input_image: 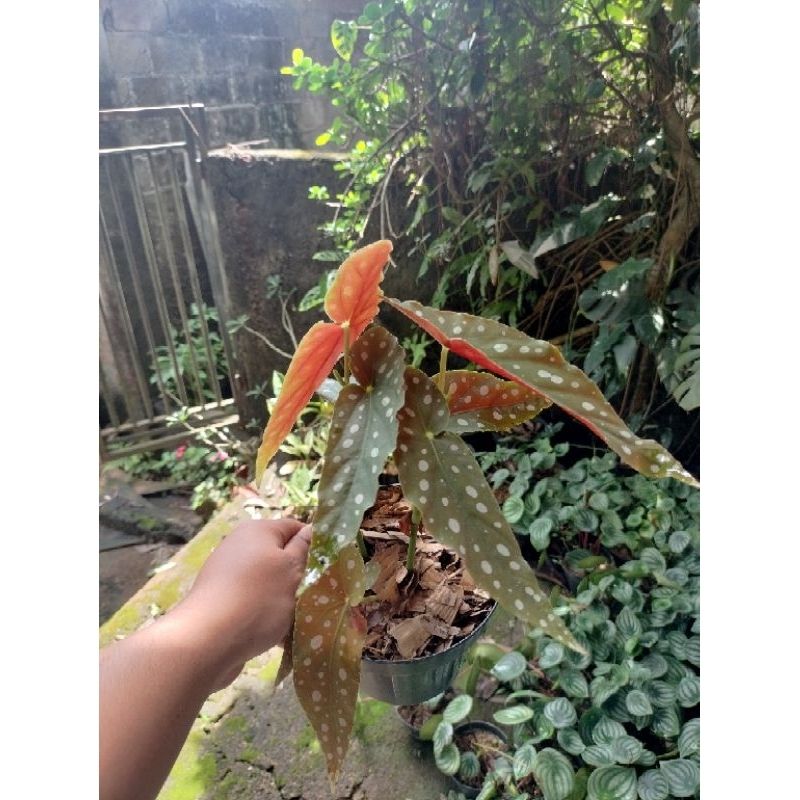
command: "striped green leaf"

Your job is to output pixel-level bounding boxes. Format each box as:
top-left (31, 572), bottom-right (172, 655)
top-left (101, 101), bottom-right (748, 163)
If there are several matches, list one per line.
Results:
top-left (678, 718), bottom-right (700, 758)
top-left (545, 697), bottom-right (578, 728)
top-left (434, 742), bottom-right (460, 776)
top-left (637, 769), bottom-right (670, 800)
top-left (586, 765), bottom-right (637, 800)
top-left (610, 735), bottom-right (644, 764)
top-left (660, 758), bottom-right (700, 797)
top-left (494, 704), bottom-right (535, 725)
top-left (677, 674), bottom-right (700, 707)
top-left (625, 689), bottom-right (653, 716)
top-left (443, 694), bottom-right (473, 724)
top-left (513, 743), bottom-right (538, 780)
top-left (556, 728), bottom-right (586, 756)
top-left (532, 747), bottom-right (575, 800)
top-left (491, 650), bottom-right (528, 682)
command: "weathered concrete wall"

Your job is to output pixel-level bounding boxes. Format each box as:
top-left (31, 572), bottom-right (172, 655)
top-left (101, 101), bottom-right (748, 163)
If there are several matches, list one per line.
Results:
top-left (99, 0), bottom-right (366, 149)
top-left (206, 149), bottom-right (441, 429)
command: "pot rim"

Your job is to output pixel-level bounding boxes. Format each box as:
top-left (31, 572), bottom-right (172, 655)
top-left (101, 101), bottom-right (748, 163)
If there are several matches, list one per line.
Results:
top-left (360, 599), bottom-right (498, 665)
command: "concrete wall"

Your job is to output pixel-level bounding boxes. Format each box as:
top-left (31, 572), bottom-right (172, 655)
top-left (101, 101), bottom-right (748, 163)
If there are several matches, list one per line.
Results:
top-left (99, 0), bottom-right (366, 149)
top-left (206, 148), bottom-right (440, 429)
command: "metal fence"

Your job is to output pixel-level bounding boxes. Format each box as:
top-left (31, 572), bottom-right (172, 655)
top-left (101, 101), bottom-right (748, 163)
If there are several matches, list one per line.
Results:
top-left (99, 104), bottom-right (241, 459)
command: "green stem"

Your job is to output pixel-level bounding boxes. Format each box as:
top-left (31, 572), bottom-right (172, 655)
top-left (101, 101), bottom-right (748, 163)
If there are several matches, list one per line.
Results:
top-left (406, 506), bottom-right (421, 574)
top-left (356, 529), bottom-right (368, 560)
top-left (342, 324), bottom-right (351, 384)
top-left (438, 346), bottom-right (449, 394)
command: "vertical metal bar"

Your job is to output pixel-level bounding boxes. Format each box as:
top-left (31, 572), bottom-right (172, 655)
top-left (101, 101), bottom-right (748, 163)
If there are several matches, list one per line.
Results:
top-left (100, 158), bottom-right (155, 420)
top-left (166, 148), bottom-right (228, 405)
top-left (180, 105), bottom-right (243, 413)
top-left (125, 151), bottom-right (191, 409)
top-left (145, 149), bottom-right (220, 407)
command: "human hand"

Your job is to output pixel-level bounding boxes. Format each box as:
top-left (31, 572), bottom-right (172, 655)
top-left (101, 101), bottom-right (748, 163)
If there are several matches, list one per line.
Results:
top-left (170, 517), bottom-right (312, 689)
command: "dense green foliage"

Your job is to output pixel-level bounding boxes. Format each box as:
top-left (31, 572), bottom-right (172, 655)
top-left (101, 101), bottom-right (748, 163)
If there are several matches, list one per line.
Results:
top-left (282, 0), bottom-right (699, 468)
top-left (435, 423), bottom-right (700, 799)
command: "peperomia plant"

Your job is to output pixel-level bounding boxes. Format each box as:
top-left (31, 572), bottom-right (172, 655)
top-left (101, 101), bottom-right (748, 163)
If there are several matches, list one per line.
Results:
top-left (253, 240), bottom-right (698, 787)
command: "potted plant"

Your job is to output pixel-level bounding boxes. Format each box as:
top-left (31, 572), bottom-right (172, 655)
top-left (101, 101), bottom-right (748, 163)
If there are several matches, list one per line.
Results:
top-left (432, 695), bottom-right (513, 799)
top-left (253, 239), bottom-right (698, 787)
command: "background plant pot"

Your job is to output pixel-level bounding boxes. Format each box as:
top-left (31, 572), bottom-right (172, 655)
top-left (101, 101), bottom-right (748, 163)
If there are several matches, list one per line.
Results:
top-left (451, 720), bottom-right (508, 799)
top-left (360, 601), bottom-right (497, 705)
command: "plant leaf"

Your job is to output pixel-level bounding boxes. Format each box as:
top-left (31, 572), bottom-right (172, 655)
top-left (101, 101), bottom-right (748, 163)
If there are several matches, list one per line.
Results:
top-left (659, 758), bottom-right (700, 797)
top-left (677, 718), bottom-right (700, 758)
top-left (325, 239), bottom-right (393, 332)
top-left (586, 765), bottom-right (637, 800)
top-left (292, 544), bottom-right (368, 789)
top-left (304, 326), bottom-right (405, 581)
top-left (255, 322), bottom-right (344, 482)
top-left (532, 747), bottom-right (575, 800)
top-left (394, 367), bottom-right (584, 653)
top-left (443, 694), bottom-right (473, 723)
top-left (544, 697), bottom-right (578, 728)
top-left (384, 300), bottom-right (699, 488)
top-left (637, 769), bottom-right (670, 800)
top-left (438, 369), bottom-right (552, 433)
top-left (491, 651), bottom-right (528, 682)
top-left (494, 705), bottom-right (534, 725)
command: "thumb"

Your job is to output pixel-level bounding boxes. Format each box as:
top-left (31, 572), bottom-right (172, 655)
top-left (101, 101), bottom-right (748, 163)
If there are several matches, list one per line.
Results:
top-left (284, 523), bottom-right (313, 561)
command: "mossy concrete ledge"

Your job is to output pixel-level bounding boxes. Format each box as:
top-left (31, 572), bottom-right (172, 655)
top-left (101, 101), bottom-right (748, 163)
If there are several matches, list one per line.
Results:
top-left (99, 495), bottom-right (453, 799)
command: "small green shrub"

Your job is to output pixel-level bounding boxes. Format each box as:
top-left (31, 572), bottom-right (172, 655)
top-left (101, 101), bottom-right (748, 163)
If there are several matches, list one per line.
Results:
top-left (109, 433), bottom-right (245, 516)
top-left (149, 303), bottom-right (229, 407)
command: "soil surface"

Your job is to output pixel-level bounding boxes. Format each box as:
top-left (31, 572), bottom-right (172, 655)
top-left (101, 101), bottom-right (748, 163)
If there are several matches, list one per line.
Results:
top-left (99, 470), bottom-right (205, 626)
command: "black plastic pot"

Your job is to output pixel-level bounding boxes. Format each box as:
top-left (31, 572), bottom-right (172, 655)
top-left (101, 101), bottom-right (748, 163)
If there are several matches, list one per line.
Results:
top-left (450, 720), bottom-right (509, 799)
top-left (360, 601), bottom-right (497, 705)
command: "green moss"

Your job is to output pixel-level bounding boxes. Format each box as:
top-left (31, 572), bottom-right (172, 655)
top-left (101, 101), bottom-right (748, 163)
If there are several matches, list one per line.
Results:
top-left (221, 714), bottom-right (251, 741)
top-left (353, 698), bottom-right (391, 739)
top-left (239, 746), bottom-right (260, 764)
top-left (158, 729), bottom-right (216, 800)
top-left (256, 648), bottom-right (283, 685)
top-left (294, 722), bottom-right (321, 753)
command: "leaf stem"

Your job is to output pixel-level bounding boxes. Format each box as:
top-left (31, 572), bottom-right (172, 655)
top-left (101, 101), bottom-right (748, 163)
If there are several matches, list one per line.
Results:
top-left (342, 324), bottom-right (351, 384)
top-left (438, 346), bottom-right (449, 394)
top-left (406, 506), bottom-right (421, 573)
top-left (356, 529), bottom-right (368, 560)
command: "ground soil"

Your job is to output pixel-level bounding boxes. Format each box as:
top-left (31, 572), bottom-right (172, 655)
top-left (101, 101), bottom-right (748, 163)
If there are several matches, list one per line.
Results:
top-left (99, 490), bottom-right (202, 626)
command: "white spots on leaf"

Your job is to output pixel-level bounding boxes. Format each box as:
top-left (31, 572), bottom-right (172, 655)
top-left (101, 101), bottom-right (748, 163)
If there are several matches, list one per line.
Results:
top-left (496, 543), bottom-right (511, 557)
top-left (310, 635), bottom-right (324, 650)
top-left (493, 343), bottom-right (509, 353)
top-left (418, 459), bottom-right (429, 471)
top-left (448, 518), bottom-right (461, 533)
top-left (481, 560), bottom-right (492, 574)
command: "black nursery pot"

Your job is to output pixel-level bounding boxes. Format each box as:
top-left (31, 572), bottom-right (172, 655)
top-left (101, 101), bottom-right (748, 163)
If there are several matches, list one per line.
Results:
top-left (450, 720), bottom-right (509, 799)
top-left (359, 601), bottom-right (497, 706)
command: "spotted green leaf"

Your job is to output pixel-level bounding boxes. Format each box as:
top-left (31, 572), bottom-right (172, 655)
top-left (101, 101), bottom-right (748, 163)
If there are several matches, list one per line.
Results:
top-left (384, 299), bottom-right (699, 487)
top-left (394, 367), bottom-right (584, 653)
top-left (304, 326), bottom-right (405, 583)
top-left (292, 544), bottom-right (368, 789)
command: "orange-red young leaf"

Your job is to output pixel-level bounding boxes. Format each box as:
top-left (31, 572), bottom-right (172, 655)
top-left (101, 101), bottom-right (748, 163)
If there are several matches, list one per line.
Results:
top-left (255, 321), bottom-right (344, 483)
top-left (324, 239), bottom-right (393, 334)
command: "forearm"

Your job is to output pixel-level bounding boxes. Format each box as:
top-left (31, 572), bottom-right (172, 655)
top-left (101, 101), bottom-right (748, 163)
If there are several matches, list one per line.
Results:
top-left (99, 610), bottom-right (230, 800)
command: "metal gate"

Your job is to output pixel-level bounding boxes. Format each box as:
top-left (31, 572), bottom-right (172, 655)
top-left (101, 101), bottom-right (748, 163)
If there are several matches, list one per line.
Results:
top-left (99, 104), bottom-right (241, 459)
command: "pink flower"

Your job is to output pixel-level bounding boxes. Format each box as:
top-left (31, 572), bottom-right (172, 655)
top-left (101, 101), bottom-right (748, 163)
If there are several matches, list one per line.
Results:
top-left (175, 445), bottom-right (187, 459)
top-left (213, 450), bottom-right (229, 462)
